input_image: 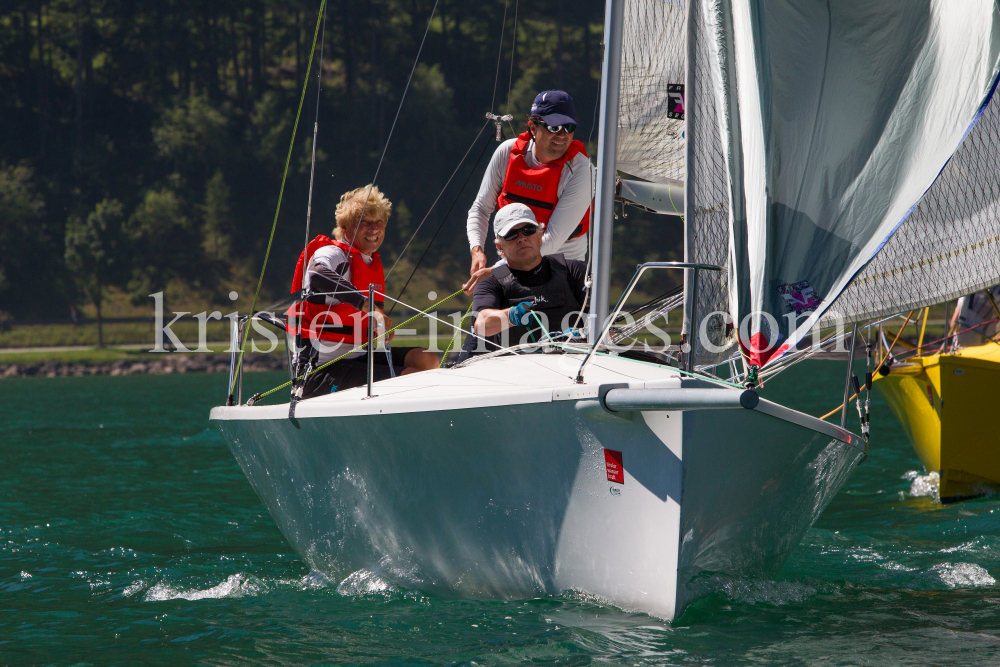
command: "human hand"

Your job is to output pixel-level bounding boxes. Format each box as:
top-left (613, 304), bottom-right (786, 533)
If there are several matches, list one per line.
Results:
top-left (374, 308), bottom-right (395, 342)
top-left (470, 246), bottom-right (487, 275)
top-left (463, 266), bottom-right (493, 295)
top-left (507, 302), bottom-right (533, 326)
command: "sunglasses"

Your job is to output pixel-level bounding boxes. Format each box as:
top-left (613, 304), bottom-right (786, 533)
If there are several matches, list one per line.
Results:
top-left (501, 225), bottom-right (539, 241)
top-left (540, 123), bottom-right (577, 134)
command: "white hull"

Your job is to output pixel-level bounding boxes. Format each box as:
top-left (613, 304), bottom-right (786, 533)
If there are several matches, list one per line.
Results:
top-left (211, 353), bottom-right (864, 619)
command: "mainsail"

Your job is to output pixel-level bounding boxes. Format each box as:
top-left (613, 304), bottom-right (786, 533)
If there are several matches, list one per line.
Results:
top-left (827, 85), bottom-right (1000, 324)
top-left (617, 0), bottom-right (686, 185)
top-left (701, 0), bottom-right (1000, 367)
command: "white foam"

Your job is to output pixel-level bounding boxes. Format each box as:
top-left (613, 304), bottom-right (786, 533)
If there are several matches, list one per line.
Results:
top-left (144, 573), bottom-right (261, 602)
top-left (940, 539), bottom-right (983, 554)
top-left (932, 562), bottom-right (996, 588)
top-left (335, 550), bottom-right (430, 597)
top-left (909, 471), bottom-right (940, 499)
top-left (336, 568), bottom-right (397, 596)
top-left (301, 570), bottom-right (333, 588)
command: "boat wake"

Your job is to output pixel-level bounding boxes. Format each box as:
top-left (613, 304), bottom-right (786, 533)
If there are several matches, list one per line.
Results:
top-left (705, 575), bottom-right (823, 606)
top-left (123, 570), bottom-right (335, 603)
top-left (336, 568), bottom-right (397, 596)
top-left (693, 559), bottom-right (996, 610)
top-left (144, 573), bottom-right (262, 602)
top-left (931, 562), bottom-right (996, 588)
top-left (335, 551), bottom-right (427, 598)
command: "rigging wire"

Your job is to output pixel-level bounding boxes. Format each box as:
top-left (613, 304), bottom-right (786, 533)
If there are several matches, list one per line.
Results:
top-left (384, 119), bottom-right (492, 280)
top-left (490, 0), bottom-right (510, 114)
top-left (567, 68), bottom-right (604, 333)
top-left (385, 0), bottom-right (519, 320)
top-left (308, 0), bottom-right (440, 363)
top-left (507, 0), bottom-right (519, 107)
top-left (502, 0), bottom-right (520, 137)
top-left (300, 0), bottom-right (329, 289)
top-left (346, 0), bottom-right (440, 243)
top-left (387, 130), bottom-right (496, 314)
top-left (228, 0), bottom-right (328, 400)
top-left (387, 0), bottom-right (519, 288)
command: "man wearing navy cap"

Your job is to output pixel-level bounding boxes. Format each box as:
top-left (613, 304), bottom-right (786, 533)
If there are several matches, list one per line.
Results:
top-left (465, 90), bottom-right (594, 293)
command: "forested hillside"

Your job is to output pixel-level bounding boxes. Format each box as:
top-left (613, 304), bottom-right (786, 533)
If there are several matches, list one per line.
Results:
top-left (0, 0), bottom-right (679, 322)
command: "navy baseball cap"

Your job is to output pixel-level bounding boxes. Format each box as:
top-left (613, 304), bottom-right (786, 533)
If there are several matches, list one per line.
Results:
top-left (530, 90), bottom-right (577, 126)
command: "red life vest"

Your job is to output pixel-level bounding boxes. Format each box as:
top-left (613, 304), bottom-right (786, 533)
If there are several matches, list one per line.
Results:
top-left (497, 132), bottom-right (590, 240)
top-left (286, 235), bottom-right (385, 344)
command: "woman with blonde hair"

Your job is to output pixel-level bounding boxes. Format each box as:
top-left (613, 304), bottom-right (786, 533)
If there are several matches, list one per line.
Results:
top-left (287, 185), bottom-right (438, 399)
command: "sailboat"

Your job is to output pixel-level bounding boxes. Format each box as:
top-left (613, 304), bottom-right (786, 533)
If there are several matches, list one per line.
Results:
top-left (211, 0), bottom-right (1000, 619)
top-left (877, 336), bottom-right (1000, 502)
top-left (874, 289), bottom-right (1000, 502)
top-left (819, 36), bottom-right (1000, 503)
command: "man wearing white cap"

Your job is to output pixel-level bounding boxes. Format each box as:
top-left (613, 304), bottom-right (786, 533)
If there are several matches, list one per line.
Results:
top-left (464, 90), bottom-right (593, 293)
top-left (459, 203), bottom-right (588, 358)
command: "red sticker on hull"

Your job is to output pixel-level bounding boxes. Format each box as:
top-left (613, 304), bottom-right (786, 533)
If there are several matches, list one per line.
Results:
top-left (604, 449), bottom-right (624, 484)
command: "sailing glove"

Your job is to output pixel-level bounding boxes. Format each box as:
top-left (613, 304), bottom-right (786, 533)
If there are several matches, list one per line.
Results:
top-left (508, 302), bottom-right (533, 326)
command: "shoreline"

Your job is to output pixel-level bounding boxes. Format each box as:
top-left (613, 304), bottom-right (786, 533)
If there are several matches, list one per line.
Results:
top-left (1, 353), bottom-right (286, 378)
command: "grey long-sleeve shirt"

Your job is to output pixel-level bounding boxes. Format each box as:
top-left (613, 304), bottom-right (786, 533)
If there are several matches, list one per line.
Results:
top-left (300, 244), bottom-right (374, 363)
top-left (466, 137), bottom-right (593, 261)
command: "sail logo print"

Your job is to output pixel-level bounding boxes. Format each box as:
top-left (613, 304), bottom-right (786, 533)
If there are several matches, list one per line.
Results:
top-left (778, 281), bottom-right (820, 315)
top-left (604, 449), bottom-right (624, 484)
top-left (514, 180), bottom-right (543, 192)
top-left (667, 84), bottom-right (685, 120)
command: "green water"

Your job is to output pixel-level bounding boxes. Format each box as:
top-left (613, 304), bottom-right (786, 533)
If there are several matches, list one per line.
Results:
top-left (3, 365), bottom-right (999, 666)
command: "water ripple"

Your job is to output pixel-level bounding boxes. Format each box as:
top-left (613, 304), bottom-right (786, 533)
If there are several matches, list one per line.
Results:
top-left (5, 367), bottom-right (1000, 665)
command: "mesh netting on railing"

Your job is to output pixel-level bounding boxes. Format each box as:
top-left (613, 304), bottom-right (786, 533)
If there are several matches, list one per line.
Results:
top-left (686, 0), bottom-right (737, 365)
top-left (826, 85), bottom-right (1000, 325)
top-left (616, 0), bottom-right (686, 185)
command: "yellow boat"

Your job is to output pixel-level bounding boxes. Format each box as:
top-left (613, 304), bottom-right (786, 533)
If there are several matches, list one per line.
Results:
top-left (875, 341), bottom-right (1000, 502)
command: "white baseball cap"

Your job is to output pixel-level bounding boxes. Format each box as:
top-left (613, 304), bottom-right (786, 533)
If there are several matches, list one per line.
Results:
top-left (493, 203), bottom-right (539, 238)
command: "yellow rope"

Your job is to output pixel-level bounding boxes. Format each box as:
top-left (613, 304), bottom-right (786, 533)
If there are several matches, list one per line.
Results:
top-left (439, 300), bottom-right (475, 367)
top-left (819, 311), bottom-right (913, 422)
top-left (985, 289), bottom-right (1000, 323)
top-left (917, 306), bottom-right (929, 351)
top-left (229, 0), bottom-right (327, 398)
top-left (249, 288), bottom-right (465, 403)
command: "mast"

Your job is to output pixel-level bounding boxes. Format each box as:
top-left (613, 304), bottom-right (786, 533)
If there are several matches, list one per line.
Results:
top-left (682, 0), bottom-right (696, 368)
top-left (588, 0), bottom-right (624, 342)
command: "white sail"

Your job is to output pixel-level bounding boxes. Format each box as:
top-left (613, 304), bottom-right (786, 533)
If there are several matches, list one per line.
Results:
top-left (703, 0), bottom-right (1000, 367)
top-left (616, 0), bottom-right (686, 185)
top-left (827, 85), bottom-right (1000, 325)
